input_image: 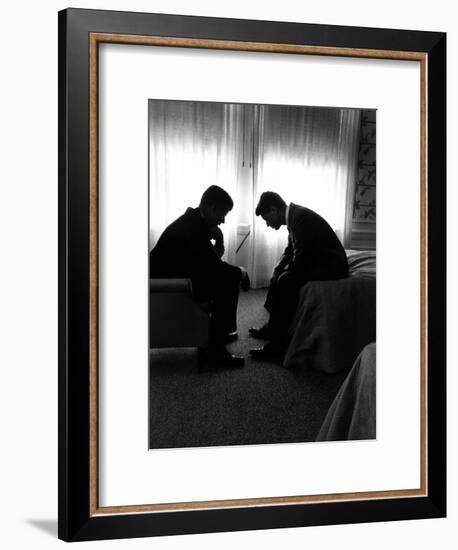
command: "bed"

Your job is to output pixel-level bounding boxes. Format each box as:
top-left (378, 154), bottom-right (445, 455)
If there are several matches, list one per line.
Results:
top-left (316, 342), bottom-right (376, 441)
top-left (283, 249), bottom-right (376, 374)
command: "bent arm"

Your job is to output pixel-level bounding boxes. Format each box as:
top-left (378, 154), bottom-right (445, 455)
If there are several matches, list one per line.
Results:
top-left (272, 236), bottom-right (293, 278)
top-left (209, 226), bottom-right (225, 259)
top-left (289, 218), bottom-right (314, 273)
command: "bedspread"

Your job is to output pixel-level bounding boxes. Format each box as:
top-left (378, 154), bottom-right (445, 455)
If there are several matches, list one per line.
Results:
top-left (283, 275), bottom-right (376, 373)
top-left (316, 342), bottom-right (376, 441)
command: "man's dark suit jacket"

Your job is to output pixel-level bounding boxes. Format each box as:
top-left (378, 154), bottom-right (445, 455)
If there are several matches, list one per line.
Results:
top-left (274, 203), bottom-right (348, 281)
top-left (150, 207), bottom-right (238, 301)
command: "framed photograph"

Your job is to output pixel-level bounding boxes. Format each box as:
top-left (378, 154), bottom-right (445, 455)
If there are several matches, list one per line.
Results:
top-left (58, 8), bottom-right (446, 542)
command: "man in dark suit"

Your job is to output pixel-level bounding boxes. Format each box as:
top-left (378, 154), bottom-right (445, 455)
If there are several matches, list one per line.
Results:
top-left (150, 185), bottom-right (249, 367)
top-left (250, 191), bottom-right (349, 360)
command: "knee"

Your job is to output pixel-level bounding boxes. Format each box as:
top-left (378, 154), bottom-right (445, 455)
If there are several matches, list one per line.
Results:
top-left (277, 271), bottom-right (295, 287)
top-left (218, 264), bottom-right (241, 286)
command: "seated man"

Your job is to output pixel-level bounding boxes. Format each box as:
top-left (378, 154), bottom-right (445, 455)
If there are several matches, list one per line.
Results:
top-left (150, 185), bottom-right (249, 367)
top-left (250, 191), bottom-right (349, 361)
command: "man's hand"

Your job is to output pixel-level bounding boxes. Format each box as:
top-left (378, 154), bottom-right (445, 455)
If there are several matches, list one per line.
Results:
top-left (210, 226), bottom-right (225, 258)
top-left (271, 263), bottom-right (289, 283)
top-left (239, 266), bottom-right (250, 292)
top-left (214, 242), bottom-right (225, 258)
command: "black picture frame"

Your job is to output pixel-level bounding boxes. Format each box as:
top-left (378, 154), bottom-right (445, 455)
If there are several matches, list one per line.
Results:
top-left (58, 8), bottom-right (446, 542)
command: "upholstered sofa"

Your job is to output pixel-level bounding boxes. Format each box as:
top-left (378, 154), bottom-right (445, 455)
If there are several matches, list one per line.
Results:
top-left (149, 278), bottom-right (210, 349)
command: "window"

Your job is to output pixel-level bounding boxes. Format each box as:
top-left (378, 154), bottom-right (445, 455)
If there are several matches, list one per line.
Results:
top-left (149, 99), bottom-right (362, 286)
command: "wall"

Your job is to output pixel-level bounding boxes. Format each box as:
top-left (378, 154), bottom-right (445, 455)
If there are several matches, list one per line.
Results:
top-left (351, 109), bottom-right (377, 249)
top-left (0, 1), bottom-right (455, 549)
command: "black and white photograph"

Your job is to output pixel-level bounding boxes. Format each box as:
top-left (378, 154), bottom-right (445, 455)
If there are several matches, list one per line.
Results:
top-left (148, 99), bottom-right (377, 449)
top-left (1, 0), bottom-right (450, 545)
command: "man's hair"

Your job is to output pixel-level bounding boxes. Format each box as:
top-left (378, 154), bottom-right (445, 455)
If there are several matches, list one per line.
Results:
top-left (200, 185), bottom-right (233, 210)
top-left (255, 191), bottom-right (286, 216)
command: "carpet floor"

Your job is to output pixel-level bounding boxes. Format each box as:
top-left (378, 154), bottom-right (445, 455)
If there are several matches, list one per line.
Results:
top-left (149, 289), bottom-right (346, 449)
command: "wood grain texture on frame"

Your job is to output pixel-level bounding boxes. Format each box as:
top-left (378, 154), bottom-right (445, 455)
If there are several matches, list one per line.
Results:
top-left (88, 32), bottom-right (428, 516)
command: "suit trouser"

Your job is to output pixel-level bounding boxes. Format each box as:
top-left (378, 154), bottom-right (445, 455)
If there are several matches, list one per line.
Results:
top-left (194, 263), bottom-right (241, 346)
top-left (266, 271), bottom-right (310, 349)
top-left (264, 275), bottom-right (280, 313)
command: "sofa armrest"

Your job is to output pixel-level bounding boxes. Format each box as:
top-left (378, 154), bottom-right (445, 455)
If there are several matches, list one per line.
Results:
top-left (149, 277), bottom-right (209, 348)
top-left (150, 278), bottom-right (192, 293)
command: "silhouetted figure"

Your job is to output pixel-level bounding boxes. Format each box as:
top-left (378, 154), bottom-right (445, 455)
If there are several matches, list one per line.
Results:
top-left (150, 185), bottom-right (249, 367)
top-left (249, 191), bottom-right (348, 361)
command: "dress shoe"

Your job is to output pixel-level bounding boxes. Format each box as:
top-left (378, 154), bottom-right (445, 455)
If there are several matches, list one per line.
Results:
top-left (222, 331), bottom-right (238, 344)
top-left (199, 345), bottom-right (245, 368)
top-left (249, 342), bottom-right (285, 361)
top-left (248, 323), bottom-right (272, 340)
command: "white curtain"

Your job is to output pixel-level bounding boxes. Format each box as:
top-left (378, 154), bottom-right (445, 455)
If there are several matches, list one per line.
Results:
top-left (339, 109), bottom-right (362, 246)
top-left (149, 99), bottom-right (244, 260)
top-left (149, 100), bottom-right (361, 287)
top-left (251, 105), bottom-right (361, 287)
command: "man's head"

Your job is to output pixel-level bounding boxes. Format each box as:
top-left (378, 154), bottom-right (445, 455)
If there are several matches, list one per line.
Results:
top-left (255, 191), bottom-right (287, 230)
top-left (199, 185), bottom-right (234, 227)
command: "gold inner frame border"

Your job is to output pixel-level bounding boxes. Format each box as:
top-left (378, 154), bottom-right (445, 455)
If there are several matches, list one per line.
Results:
top-left (88, 32), bottom-right (428, 516)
